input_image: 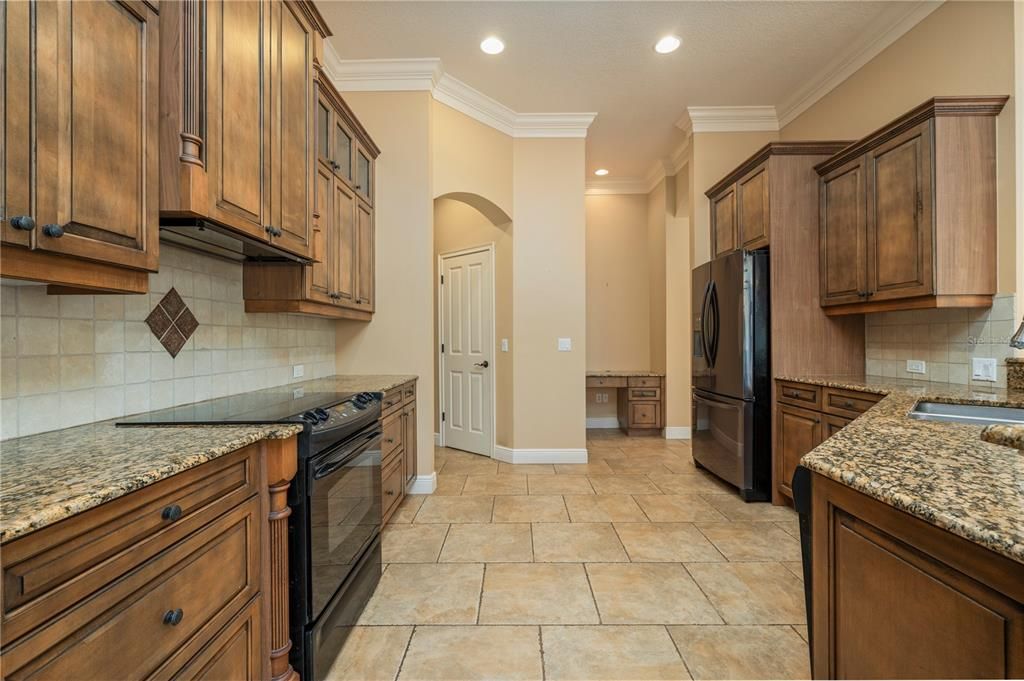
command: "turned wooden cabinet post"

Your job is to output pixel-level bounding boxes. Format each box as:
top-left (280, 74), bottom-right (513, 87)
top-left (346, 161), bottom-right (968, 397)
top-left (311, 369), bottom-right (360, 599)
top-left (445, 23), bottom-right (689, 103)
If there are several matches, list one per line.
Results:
top-left (403, 400), bottom-right (417, 487)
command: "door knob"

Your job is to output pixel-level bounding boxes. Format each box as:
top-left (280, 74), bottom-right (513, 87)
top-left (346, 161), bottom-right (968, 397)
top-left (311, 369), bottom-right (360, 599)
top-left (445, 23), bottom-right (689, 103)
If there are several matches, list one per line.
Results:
top-left (474, 360), bottom-right (489, 368)
top-left (9, 215), bottom-right (35, 231)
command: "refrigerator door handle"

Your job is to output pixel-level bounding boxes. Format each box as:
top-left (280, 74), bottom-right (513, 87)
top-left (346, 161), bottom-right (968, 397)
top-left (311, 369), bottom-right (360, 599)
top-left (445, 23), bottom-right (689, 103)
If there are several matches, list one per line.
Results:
top-left (699, 280), bottom-right (713, 365)
top-left (706, 281), bottom-right (720, 368)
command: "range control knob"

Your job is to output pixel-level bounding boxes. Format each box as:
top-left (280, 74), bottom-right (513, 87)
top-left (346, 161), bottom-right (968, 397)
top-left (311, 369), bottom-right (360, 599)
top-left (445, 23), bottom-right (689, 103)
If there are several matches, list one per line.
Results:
top-left (314, 407), bottom-right (329, 422)
top-left (301, 411), bottom-right (318, 425)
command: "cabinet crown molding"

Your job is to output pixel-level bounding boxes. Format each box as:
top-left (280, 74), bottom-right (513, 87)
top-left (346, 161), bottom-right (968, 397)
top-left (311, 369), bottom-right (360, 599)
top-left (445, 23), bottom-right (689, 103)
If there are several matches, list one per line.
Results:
top-left (815, 95), bottom-right (1009, 176)
top-left (705, 141), bottom-right (853, 199)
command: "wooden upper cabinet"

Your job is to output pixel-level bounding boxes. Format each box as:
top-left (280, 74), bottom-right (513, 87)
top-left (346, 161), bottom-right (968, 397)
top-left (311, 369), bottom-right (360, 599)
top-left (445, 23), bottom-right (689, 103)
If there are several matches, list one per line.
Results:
top-left (0, 0), bottom-right (158, 293)
top-left (737, 161), bottom-right (769, 249)
top-left (334, 179), bottom-right (357, 305)
top-left (309, 163), bottom-right (334, 304)
top-left (710, 187), bottom-right (736, 256)
top-left (355, 199), bottom-right (375, 311)
top-left (815, 96), bottom-right (1007, 315)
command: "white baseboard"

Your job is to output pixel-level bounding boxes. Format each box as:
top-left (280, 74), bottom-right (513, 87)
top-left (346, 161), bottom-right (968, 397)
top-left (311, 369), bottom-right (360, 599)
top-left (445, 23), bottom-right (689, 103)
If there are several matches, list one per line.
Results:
top-left (585, 417), bottom-right (620, 429)
top-left (493, 446), bottom-right (588, 464)
top-left (664, 426), bottom-right (692, 440)
top-left (407, 472), bottom-right (437, 494)
top-left (433, 432), bottom-right (442, 447)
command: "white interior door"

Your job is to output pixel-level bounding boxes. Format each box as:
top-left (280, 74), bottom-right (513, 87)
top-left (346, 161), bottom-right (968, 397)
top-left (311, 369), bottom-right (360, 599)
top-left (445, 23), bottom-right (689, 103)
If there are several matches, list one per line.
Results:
top-left (441, 248), bottom-right (494, 456)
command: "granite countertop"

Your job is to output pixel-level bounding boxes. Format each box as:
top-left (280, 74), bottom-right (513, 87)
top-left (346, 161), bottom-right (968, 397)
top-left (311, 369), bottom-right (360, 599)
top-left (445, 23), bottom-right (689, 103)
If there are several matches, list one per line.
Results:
top-left (299, 374), bottom-right (418, 393)
top-left (0, 421), bottom-right (302, 543)
top-left (588, 370), bottom-right (666, 377)
top-left (778, 374), bottom-right (1024, 564)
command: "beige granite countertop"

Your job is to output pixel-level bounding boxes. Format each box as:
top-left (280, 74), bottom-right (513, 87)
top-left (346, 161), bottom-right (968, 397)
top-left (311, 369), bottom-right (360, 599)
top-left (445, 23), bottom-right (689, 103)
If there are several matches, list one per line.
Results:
top-left (587, 370), bottom-right (665, 377)
top-left (0, 421), bottom-right (302, 543)
top-left (297, 374), bottom-right (418, 393)
top-left (777, 374), bottom-right (1024, 564)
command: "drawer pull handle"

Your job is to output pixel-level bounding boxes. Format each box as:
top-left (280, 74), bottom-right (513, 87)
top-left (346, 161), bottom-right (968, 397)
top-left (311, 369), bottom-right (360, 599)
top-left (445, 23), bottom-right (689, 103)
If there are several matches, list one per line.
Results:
top-left (782, 390), bottom-right (805, 399)
top-left (161, 505), bottom-right (183, 522)
top-left (163, 608), bottom-right (184, 626)
top-left (842, 400), bottom-right (855, 408)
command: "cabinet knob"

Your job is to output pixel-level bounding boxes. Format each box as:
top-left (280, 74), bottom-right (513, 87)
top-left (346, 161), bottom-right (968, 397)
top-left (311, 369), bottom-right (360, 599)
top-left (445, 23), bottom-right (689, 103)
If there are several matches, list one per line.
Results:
top-left (386, 437), bottom-right (395, 444)
top-left (385, 489), bottom-right (395, 496)
top-left (162, 608), bottom-right (184, 626)
top-left (42, 224), bottom-right (64, 238)
top-left (161, 504), bottom-right (183, 522)
top-left (9, 215), bottom-right (35, 231)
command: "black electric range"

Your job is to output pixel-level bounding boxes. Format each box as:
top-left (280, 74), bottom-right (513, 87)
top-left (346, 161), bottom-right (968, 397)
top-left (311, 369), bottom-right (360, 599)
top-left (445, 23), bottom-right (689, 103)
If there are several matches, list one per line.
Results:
top-left (119, 382), bottom-right (384, 680)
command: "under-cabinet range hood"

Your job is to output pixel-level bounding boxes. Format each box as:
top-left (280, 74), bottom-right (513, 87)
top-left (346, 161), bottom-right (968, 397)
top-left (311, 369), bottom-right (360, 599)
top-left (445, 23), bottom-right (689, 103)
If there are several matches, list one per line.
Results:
top-left (159, 218), bottom-right (312, 264)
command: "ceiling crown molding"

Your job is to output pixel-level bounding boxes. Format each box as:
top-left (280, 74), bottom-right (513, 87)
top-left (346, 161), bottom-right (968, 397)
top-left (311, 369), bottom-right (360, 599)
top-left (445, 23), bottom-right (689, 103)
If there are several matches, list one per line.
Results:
top-left (584, 178), bottom-right (651, 196)
top-left (776, 0), bottom-right (943, 128)
top-left (585, 134), bottom-right (690, 195)
top-left (678, 106), bottom-right (779, 134)
top-left (323, 46), bottom-right (595, 139)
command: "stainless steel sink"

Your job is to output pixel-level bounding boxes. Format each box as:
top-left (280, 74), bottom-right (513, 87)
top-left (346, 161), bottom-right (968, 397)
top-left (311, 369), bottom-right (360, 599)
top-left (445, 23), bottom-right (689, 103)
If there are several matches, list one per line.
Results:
top-left (909, 401), bottom-right (1024, 426)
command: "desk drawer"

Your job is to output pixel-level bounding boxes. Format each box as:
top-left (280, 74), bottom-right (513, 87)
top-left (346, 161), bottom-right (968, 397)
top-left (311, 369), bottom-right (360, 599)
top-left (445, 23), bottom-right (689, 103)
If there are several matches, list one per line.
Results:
top-left (1, 446), bottom-right (258, 644)
top-left (381, 388), bottom-right (404, 416)
top-left (628, 376), bottom-right (661, 388)
top-left (1, 497), bottom-right (261, 680)
top-left (628, 387), bottom-right (661, 401)
top-left (824, 388), bottom-right (882, 418)
top-left (777, 381), bottom-right (821, 410)
top-left (587, 377), bottom-right (626, 388)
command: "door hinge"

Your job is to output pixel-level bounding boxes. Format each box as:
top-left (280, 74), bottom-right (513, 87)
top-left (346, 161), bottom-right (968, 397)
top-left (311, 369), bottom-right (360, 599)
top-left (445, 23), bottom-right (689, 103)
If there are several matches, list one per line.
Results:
top-left (441, 412), bottom-right (446, 422)
top-left (441, 274), bottom-right (444, 285)
top-left (441, 343), bottom-right (445, 353)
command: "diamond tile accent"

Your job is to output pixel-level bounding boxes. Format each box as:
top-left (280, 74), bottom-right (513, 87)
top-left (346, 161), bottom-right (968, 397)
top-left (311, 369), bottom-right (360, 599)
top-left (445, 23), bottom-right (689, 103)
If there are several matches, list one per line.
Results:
top-left (146, 287), bottom-right (199, 358)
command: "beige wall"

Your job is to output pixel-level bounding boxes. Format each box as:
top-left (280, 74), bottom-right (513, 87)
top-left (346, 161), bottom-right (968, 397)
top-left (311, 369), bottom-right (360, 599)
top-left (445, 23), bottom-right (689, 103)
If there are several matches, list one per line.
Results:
top-left (433, 197), bottom-right (514, 447)
top-left (781, 0), bottom-right (1017, 294)
top-left (665, 169), bottom-right (692, 433)
top-left (335, 91), bottom-right (436, 479)
top-left (512, 138), bottom-right (587, 450)
top-left (647, 181), bottom-right (668, 374)
top-left (585, 194), bottom-right (650, 371)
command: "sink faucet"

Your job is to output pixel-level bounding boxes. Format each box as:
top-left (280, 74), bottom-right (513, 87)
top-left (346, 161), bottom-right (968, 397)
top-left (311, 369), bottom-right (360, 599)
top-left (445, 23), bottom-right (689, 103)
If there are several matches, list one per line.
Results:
top-left (1011, 316), bottom-right (1024, 349)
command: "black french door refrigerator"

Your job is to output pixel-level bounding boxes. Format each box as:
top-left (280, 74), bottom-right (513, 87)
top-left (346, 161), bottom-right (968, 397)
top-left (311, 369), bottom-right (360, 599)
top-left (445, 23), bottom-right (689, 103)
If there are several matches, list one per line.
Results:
top-left (691, 249), bottom-right (771, 501)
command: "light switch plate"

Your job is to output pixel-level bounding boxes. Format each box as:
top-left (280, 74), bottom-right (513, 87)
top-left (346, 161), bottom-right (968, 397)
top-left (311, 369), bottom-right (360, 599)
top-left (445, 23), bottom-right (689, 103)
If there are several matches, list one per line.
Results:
top-left (972, 357), bottom-right (997, 381)
top-left (293, 364), bottom-right (304, 378)
top-left (501, 338), bottom-right (509, 352)
top-left (906, 359), bottom-right (926, 375)
top-left (558, 337), bottom-right (572, 352)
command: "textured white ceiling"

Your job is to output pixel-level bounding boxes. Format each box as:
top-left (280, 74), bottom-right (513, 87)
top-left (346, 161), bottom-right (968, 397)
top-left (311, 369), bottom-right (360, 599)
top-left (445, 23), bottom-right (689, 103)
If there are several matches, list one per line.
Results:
top-left (318, 1), bottom-right (925, 180)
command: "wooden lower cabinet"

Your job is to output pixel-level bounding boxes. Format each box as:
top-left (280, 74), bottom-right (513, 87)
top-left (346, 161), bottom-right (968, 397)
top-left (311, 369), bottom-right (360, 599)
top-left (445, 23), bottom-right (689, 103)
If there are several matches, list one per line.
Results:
top-left (382, 380), bottom-right (417, 526)
top-left (0, 438), bottom-right (299, 681)
top-left (810, 474), bottom-right (1024, 678)
top-left (776, 404), bottom-right (823, 500)
top-left (613, 375), bottom-right (665, 436)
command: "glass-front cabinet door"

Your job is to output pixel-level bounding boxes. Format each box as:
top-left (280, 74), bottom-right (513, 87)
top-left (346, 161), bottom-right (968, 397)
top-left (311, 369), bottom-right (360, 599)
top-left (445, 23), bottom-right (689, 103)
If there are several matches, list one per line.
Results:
top-left (316, 93), bottom-right (331, 169)
top-left (356, 146), bottom-right (372, 203)
top-left (333, 119), bottom-right (352, 181)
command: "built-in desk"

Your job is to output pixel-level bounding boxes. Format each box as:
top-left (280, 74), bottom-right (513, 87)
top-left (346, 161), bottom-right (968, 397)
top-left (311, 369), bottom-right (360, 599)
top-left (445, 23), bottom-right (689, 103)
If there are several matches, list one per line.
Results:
top-left (586, 371), bottom-right (665, 436)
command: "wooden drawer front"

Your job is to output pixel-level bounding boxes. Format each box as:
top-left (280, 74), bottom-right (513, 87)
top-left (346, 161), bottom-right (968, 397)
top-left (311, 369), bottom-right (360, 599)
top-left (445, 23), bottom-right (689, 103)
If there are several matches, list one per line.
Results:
top-left (382, 412), bottom-right (403, 459)
top-left (824, 388), bottom-right (882, 418)
top-left (2, 446), bottom-right (258, 643)
top-left (401, 382), bottom-right (416, 405)
top-left (824, 414), bottom-right (852, 440)
top-left (629, 402), bottom-right (661, 428)
top-left (2, 497), bottom-right (261, 680)
top-left (586, 376), bottom-right (627, 388)
top-left (777, 381), bottom-right (822, 410)
top-left (628, 387), bottom-right (661, 401)
top-left (381, 388), bottom-right (404, 415)
top-left (381, 456), bottom-right (405, 523)
top-left (156, 597), bottom-right (262, 681)
top-left (627, 376), bottom-right (662, 388)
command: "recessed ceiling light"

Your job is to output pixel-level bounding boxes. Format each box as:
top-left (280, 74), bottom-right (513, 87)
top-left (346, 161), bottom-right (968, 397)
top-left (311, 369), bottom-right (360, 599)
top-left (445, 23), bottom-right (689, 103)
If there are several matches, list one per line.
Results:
top-left (654, 35), bottom-right (681, 54)
top-left (594, 169), bottom-right (609, 176)
top-left (480, 36), bottom-right (505, 55)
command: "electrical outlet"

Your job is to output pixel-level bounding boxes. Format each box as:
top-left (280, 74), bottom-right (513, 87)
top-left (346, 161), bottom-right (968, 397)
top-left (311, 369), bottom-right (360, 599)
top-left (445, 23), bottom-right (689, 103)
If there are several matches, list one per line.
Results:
top-left (501, 338), bottom-right (509, 352)
top-left (558, 338), bottom-right (572, 352)
top-left (599, 393), bottom-right (609, 403)
top-left (293, 364), bottom-right (304, 378)
top-left (906, 359), bottom-right (926, 375)
top-left (292, 387), bottom-right (305, 399)
top-left (972, 357), bottom-right (997, 382)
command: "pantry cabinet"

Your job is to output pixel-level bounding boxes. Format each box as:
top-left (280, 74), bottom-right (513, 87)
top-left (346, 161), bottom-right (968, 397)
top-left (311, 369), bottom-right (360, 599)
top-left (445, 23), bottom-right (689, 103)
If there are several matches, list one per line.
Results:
top-left (816, 96), bottom-right (1007, 315)
top-left (1, 0), bottom-right (159, 293)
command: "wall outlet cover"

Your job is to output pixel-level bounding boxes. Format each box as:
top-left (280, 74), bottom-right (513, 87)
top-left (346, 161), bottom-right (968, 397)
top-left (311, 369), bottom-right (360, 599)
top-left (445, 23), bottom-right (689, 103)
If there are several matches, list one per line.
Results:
top-left (501, 338), bottom-right (509, 352)
top-left (906, 359), bottom-right (926, 375)
top-left (972, 357), bottom-right (997, 382)
top-left (293, 364), bottom-right (304, 378)
top-left (558, 338), bottom-right (572, 352)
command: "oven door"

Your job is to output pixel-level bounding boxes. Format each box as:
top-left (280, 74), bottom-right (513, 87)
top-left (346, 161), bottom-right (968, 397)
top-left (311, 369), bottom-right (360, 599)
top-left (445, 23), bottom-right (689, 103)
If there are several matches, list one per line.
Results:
top-left (308, 426), bottom-right (382, 621)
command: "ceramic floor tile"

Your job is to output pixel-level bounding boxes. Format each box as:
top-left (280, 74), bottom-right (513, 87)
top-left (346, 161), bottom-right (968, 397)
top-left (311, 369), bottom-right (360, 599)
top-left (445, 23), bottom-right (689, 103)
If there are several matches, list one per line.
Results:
top-left (614, 523), bottom-right (726, 562)
top-left (498, 462), bottom-right (556, 474)
top-left (603, 457), bottom-right (674, 474)
top-left (634, 495), bottom-right (729, 522)
top-left (782, 561), bottom-right (805, 582)
top-left (792, 624), bottom-right (809, 642)
top-left (461, 474), bottom-right (528, 495)
top-left (586, 563), bottom-right (722, 624)
top-left (389, 495), bottom-right (426, 523)
top-left (700, 493), bottom-right (799, 522)
top-left (553, 461), bottom-right (614, 475)
top-left (322, 626), bottom-right (413, 681)
top-left (542, 625), bottom-right (691, 680)
top-left (585, 446), bottom-right (628, 461)
top-left (414, 496), bottom-right (494, 523)
top-left (563, 494), bottom-right (648, 522)
top-left (439, 458), bottom-right (499, 476)
top-left (479, 563), bottom-right (599, 624)
top-left (358, 563), bottom-right (484, 625)
top-left (492, 495), bottom-right (569, 523)
top-left (439, 523), bottom-right (533, 562)
top-left (776, 517), bottom-right (801, 538)
top-left (527, 474), bottom-right (594, 495)
top-left (382, 523), bottom-right (449, 563)
top-left (661, 458), bottom-right (704, 474)
top-left (398, 626), bottom-right (543, 681)
top-left (686, 562), bottom-right (807, 624)
top-left (588, 474), bottom-right (662, 495)
top-left (696, 522), bottom-right (802, 562)
top-left (432, 474), bottom-right (467, 496)
top-left (531, 522), bottom-right (628, 562)
top-left (647, 472), bottom-right (733, 495)
top-left (668, 625), bottom-right (810, 680)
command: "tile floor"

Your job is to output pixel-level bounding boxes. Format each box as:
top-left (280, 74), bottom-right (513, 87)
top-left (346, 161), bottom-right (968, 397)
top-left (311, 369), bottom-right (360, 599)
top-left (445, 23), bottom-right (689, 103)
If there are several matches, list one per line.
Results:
top-left (326, 430), bottom-right (809, 680)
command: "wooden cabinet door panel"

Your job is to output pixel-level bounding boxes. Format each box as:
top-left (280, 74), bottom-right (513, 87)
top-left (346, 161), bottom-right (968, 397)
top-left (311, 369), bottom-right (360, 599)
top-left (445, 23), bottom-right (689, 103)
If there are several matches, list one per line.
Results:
top-left (32, 0), bottom-right (158, 270)
top-left (823, 414), bottom-right (851, 440)
top-left (711, 187), bottom-right (737, 256)
top-left (403, 402), bottom-right (417, 486)
top-left (2, 0), bottom-right (36, 248)
top-left (629, 402), bottom-right (661, 428)
top-left (333, 118), bottom-right (354, 183)
top-left (737, 162), bottom-right (770, 249)
top-left (776, 404), bottom-right (822, 498)
top-left (355, 143), bottom-right (373, 204)
top-left (866, 122), bottom-right (934, 301)
top-left (355, 200), bottom-right (374, 310)
top-left (165, 598), bottom-right (263, 681)
top-left (819, 160), bottom-right (867, 306)
top-left (269, 0), bottom-right (313, 258)
top-left (308, 163), bottom-right (333, 304)
top-left (333, 178), bottom-right (356, 304)
top-left (206, 0), bottom-right (270, 241)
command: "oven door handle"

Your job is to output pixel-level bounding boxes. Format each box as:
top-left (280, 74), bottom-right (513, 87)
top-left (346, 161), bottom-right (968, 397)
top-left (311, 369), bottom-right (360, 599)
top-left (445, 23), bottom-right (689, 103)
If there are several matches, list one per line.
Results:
top-left (313, 428), bottom-right (382, 480)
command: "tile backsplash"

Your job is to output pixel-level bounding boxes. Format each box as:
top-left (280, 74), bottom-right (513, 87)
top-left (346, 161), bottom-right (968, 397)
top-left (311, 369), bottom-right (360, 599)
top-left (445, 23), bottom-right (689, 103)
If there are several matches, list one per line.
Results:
top-left (0, 245), bottom-right (336, 440)
top-left (865, 293), bottom-right (1018, 387)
